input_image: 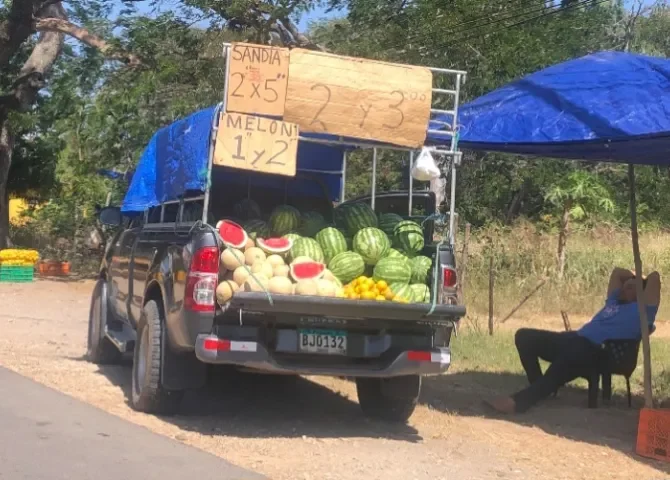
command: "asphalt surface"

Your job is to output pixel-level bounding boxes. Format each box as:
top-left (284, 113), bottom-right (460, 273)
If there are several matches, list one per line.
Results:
top-left (0, 367), bottom-right (264, 480)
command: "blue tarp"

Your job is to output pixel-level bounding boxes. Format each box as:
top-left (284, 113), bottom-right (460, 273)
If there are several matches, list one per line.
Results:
top-left (122, 104), bottom-right (456, 212)
top-left (431, 51), bottom-right (670, 164)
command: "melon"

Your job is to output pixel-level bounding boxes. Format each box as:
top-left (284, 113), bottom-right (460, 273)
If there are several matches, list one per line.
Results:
top-left (216, 220), bottom-right (249, 249)
top-left (294, 279), bottom-right (319, 296)
top-left (291, 255), bottom-right (312, 264)
top-left (244, 237), bottom-right (255, 250)
top-left (221, 248), bottom-right (245, 270)
top-left (290, 260), bottom-right (326, 281)
top-left (251, 261), bottom-right (273, 278)
top-left (257, 237), bottom-right (293, 255)
top-left (322, 269), bottom-right (342, 287)
top-left (268, 276), bottom-right (294, 295)
top-left (290, 237), bottom-right (325, 263)
top-left (233, 265), bottom-right (251, 285)
top-left (243, 274), bottom-right (270, 292)
top-left (316, 279), bottom-right (337, 297)
top-left (266, 254), bottom-right (285, 267)
top-left (216, 280), bottom-right (239, 304)
top-left (273, 264), bottom-right (290, 278)
top-left (244, 247), bottom-right (266, 265)
top-left (269, 205), bottom-right (301, 236)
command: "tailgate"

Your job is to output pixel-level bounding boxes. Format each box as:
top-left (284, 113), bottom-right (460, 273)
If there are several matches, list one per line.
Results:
top-left (229, 292), bottom-right (465, 323)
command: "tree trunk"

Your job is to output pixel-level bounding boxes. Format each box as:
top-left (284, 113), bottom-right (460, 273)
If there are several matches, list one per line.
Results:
top-left (0, 116), bottom-right (13, 249)
top-left (556, 201), bottom-right (571, 279)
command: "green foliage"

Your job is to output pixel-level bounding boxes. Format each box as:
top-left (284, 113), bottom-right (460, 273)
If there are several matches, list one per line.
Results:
top-left (545, 170), bottom-right (615, 221)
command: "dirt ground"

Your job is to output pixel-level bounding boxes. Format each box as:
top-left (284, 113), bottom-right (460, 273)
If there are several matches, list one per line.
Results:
top-left (0, 279), bottom-right (668, 480)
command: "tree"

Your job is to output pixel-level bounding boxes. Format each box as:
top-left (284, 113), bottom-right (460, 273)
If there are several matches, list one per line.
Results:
top-left (545, 170), bottom-right (615, 279)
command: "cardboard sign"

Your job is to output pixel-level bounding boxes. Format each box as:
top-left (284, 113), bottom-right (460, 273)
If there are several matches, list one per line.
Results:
top-left (225, 43), bottom-right (289, 116)
top-left (283, 49), bottom-right (433, 148)
top-left (213, 112), bottom-right (298, 177)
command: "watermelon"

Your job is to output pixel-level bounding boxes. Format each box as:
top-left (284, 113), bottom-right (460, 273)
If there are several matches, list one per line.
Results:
top-left (410, 255), bottom-right (432, 284)
top-left (290, 260), bottom-right (326, 281)
top-left (216, 220), bottom-right (248, 249)
top-left (290, 237), bottom-right (325, 263)
top-left (388, 283), bottom-right (416, 302)
top-left (333, 206), bottom-right (349, 231)
top-left (394, 220), bottom-right (425, 256)
top-left (233, 198), bottom-right (262, 220)
top-left (299, 211), bottom-right (327, 237)
top-left (269, 205), bottom-right (301, 236)
top-left (315, 227), bottom-right (347, 264)
top-left (340, 202), bottom-right (378, 235)
top-left (410, 284), bottom-right (431, 303)
top-left (353, 227), bottom-right (390, 266)
top-left (378, 213), bottom-right (404, 237)
top-left (284, 233), bottom-right (302, 243)
top-left (328, 251), bottom-right (365, 284)
top-left (257, 237), bottom-right (293, 255)
top-left (243, 219), bottom-right (269, 240)
top-left (373, 256), bottom-right (412, 285)
top-left (384, 248), bottom-right (408, 260)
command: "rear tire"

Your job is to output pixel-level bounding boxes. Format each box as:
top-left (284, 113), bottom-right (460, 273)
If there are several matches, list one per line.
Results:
top-left (356, 375), bottom-right (421, 423)
top-left (131, 300), bottom-right (183, 415)
top-left (87, 280), bottom-right (122, 364)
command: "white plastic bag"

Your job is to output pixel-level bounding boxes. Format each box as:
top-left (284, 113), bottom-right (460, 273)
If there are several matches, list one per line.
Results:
top-left (411, 148), bottom-right (441, 181)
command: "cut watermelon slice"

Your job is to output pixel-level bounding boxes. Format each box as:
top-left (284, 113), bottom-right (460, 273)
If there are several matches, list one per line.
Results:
top-left (257, 237), bottom-right (293, 254)
top-left (216, 220), bottom-right (249, 249)
top-left (290, 260), bottom-right (326, 281)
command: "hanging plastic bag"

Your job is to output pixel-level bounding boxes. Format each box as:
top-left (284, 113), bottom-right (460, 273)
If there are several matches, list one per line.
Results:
top-left (411, 147), bottom-right (441, 181)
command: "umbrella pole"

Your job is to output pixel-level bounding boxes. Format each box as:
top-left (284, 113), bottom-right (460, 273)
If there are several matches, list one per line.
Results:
top-left (628, 163), bottom-right (653, 408)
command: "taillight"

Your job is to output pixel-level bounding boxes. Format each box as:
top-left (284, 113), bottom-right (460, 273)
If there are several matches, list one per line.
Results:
top-left (184, 246), bottom-right (219, 312)
top-left (442, 266), bottom-right (458, 288)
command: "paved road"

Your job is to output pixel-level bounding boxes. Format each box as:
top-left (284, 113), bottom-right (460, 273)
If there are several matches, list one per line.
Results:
top-left (0, 367), bottom-right (263, 480)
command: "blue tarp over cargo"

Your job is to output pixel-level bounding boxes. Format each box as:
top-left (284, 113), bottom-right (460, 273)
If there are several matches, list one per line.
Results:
top-left (429, 51), bottom-right (670, 164)
top-left (121, 105), bottom-right (456, 212)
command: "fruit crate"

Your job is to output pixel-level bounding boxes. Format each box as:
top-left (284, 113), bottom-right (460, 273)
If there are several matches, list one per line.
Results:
top-left (0, 265), bottom-right (35, 283)
top-left (637, 407), bottom-right (670, 463)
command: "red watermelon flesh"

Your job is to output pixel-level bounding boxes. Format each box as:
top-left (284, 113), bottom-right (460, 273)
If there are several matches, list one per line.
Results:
top-left (290, 261), bottom-right (325, 281)
top-left (217, 220), bottom-right (248, 249)
top-left (257, 237), bottom-right (293, 254)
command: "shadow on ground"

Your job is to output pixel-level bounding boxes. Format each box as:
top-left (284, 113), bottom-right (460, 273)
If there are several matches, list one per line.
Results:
top-left (93, 359), bottom-right (421, 442)
top-left (421, 370), bottom-right (670, 476)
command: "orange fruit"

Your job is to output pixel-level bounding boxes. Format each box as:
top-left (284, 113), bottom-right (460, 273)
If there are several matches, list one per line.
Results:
top-left (361, 291), bottom-right (376, 300)
top-left (376, 280), bottom-right (388, 290)
top-left (385, 289), bottom-right (395, 300)
top-left (376, 295), bottom-right (386, 301)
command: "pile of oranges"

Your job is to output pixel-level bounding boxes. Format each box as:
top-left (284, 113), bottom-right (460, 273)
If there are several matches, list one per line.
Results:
top-left (338, 276), bottom-right (409, 302)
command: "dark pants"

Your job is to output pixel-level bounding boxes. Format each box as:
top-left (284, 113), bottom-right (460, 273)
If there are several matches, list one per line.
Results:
top-left (512, 328), bottom-right (601, 412)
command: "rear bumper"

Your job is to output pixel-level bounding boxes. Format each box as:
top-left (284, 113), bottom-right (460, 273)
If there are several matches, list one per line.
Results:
top-left (194, 334), bottom-right (451, 377)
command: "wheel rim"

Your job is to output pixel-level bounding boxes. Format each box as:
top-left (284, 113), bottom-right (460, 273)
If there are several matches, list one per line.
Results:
top-left (134, 327), bottom-right (149, 396)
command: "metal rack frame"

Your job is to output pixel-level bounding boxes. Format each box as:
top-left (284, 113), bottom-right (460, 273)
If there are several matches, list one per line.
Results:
top-left (202, 43), bottom-right (466, 246)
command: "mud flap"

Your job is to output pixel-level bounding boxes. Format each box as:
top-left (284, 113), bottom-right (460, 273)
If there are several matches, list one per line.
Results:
top-left (161, 326), bottom-right (207, 390)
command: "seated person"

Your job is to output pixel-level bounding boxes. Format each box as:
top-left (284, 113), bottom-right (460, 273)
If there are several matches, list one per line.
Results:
top-left (487, 267), bottom-right (661, 414)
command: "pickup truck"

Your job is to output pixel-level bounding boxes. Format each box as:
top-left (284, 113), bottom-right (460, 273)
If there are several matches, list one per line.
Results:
top-left (91, 182), bottom-right (465, 422)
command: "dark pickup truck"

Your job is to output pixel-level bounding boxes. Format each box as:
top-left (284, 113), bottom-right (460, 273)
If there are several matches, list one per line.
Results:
top-left (90, 183), bottom-right (465, 422)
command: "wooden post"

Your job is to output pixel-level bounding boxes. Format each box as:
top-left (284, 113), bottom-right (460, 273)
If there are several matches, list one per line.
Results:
top-left (488, 256), bottom-right (494, 336)
top-left (561, 310), bottom-right (572, 332)
top-left (457, 223), bottom-right (471, 302)
top-left (629, 164), bottom-right (653, 408)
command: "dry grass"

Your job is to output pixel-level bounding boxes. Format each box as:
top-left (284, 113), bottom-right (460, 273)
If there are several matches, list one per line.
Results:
top-left (460, 221), bottom-right (670, 320)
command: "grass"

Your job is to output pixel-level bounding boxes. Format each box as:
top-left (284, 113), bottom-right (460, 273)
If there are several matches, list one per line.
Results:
top-left (451, 328), bottom-right (670, 404)
top-left (460, 221), bottom-right (670, 320)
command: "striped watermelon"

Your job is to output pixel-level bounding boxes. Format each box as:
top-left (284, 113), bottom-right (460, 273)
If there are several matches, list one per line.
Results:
top-left (299, 211), bottom-right (327, 237)
top-left (233, 198), bottom-right (262, 220)
top-left (410, 284), bottom-right (431, 303)
top-left (328, 251), bottom-right (365, 284)
top-left (243, 219), bottom-right (268, 239)
top-left (340, 203), bottom-right (378, 235)
top-left (353, 227), bottom-right (390, 266)
top-left (384, 248), bottom-right (408, 260)
top-left (290, 237), bottom-right (324, 263)
top-left (284, 233), bottom-right (302, 243)
top-left (372, 256), bottom-right (412, 285)
top-left (410, 255), bottom-right (432, 284)
top-left (388, 283), bottom-right (416, 302)
top-left (269, 205), bottom-right (301, 236)
top-left (315, 227), bottom-right (348, 263)
top-left (394, 220), bottom-right (424, 256)
top-left (378, 213), bottom-right (404, 237)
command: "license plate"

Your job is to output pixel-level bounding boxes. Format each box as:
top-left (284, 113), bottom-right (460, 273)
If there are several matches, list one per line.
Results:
top-left (298, 329), bottom-right (347, 355)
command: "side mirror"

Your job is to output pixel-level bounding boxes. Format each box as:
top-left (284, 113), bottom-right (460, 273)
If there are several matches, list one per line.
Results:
top-left (98, 206), bottom-right (122, 227)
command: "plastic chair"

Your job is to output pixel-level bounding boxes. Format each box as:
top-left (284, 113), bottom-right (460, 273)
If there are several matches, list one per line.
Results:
top-left (587, 339), bottom-right (640, 408)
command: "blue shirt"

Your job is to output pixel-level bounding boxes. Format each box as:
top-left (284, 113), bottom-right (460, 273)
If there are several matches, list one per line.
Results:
top-left (578, 289), bottom-right (658, 345)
